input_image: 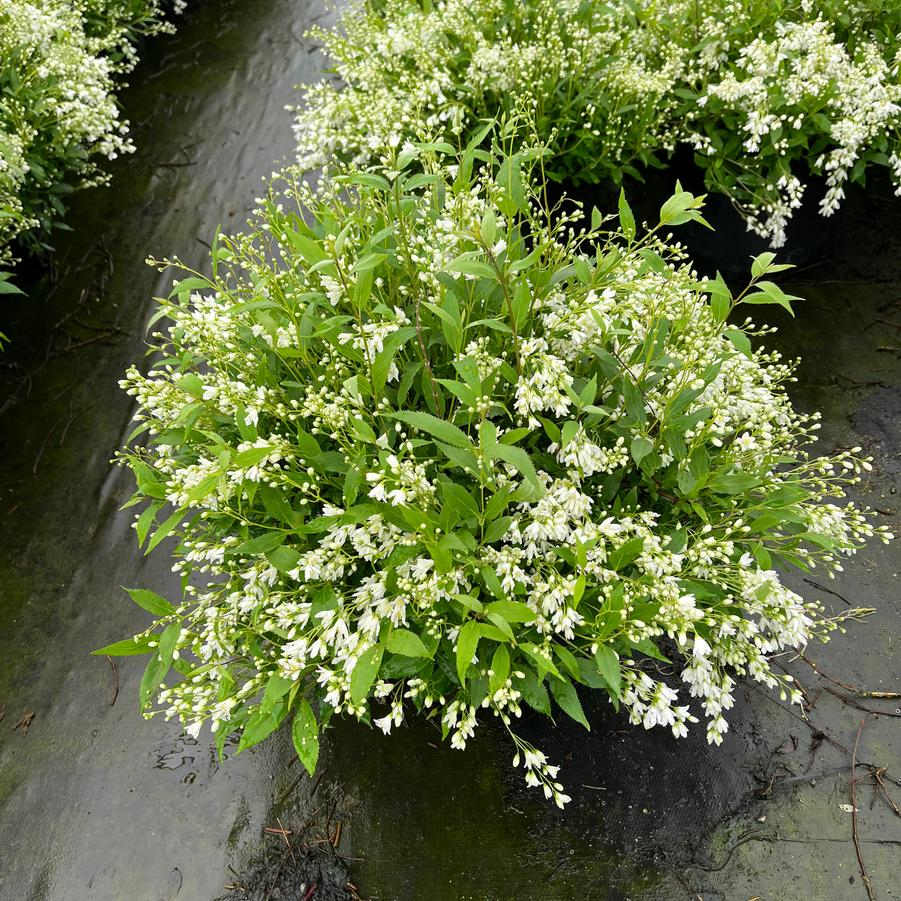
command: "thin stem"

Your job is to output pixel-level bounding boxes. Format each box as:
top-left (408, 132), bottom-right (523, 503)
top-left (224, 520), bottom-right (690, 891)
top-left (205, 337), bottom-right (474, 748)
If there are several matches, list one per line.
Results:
top-left (481, 241), bottom-right (523, 375)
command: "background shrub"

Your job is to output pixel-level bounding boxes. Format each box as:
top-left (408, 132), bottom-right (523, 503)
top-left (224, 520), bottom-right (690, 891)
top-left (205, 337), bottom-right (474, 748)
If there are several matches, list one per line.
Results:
top-left (293, 0), bottom-right (901, 245)
top-left (0, 0), bottom-right (182, 287)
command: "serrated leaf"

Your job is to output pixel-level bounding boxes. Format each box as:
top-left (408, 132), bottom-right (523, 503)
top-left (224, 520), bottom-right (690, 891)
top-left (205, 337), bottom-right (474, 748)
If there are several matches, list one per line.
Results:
top-left (292, 699), bottom-right (320, 776)
top-left (618, 188), bottom-right (636, 242)
top-left (489, 644), bottom-right (510, 695)
top-left (484, 599), bottom-right (535, 623)
top-left (237, 710), bottom-right (280, 753)
top-left (708, 471), bottom-right (761, 494)
top-left (480, 209), bottom-right (497, 246)
top-left (456, 620), bottom-right (481, 684)
top-left (386, 628), bottom-right (432, 658)
top-left (92, 636), bottom-right (154, 656)
top-left (518, 668), bottom-right (551, 715)
top-left (484, 440), bottom-right (541, 492)
top-left (550, 677), bottom-right (590, 730)
top-left (594, 645), bottom-right (622, 696)
top-left (608, 536), bottom-right (645, 571)
top-left (125, 587), bottom-right (175, 617)
top-left (446, 257), bottom-right (497, 280)
top-left (145, 510), bottom-right (183, 554)
top-left (724, 328), bottom-right (753, 358)
top-left (630, 436), bottom-right (654, 466)
top-left (349, 644), bottom-right (383, 703)
top-left (750, 251), bottom-right (777, 279)
top-left (394, 411), bottom-right (471, 448)
top-left (139, 653), bottom-right (168, 708)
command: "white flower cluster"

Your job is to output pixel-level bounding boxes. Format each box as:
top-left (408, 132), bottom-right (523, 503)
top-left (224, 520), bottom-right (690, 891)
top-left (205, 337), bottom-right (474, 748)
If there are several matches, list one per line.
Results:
top-left (698, 19), bottom-right (901, 244)
top-left (0, 0), bottom-right (180, 271)
top-left (116, 144), bottom-right (891, 806)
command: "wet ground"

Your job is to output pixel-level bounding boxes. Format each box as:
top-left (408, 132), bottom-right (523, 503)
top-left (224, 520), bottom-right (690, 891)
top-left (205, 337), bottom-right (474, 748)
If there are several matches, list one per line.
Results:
top-left (0, 1), bottom-right (898, 899)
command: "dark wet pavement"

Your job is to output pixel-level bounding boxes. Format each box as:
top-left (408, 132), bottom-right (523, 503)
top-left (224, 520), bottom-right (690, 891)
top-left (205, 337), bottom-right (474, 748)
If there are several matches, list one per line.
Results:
top-left (0, 2), bottom-right (898, 899)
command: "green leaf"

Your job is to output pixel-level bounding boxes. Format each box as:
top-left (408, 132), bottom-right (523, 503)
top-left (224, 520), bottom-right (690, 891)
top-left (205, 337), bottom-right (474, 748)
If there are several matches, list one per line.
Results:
top-left (572, 574), bottom-right (586, 607)
top-left (484, 599), bottom-right (535, 623)
top-left (724, 328), bottom-right (752, 358)
top-left (484, 439), bottom-right (541, 492)
top-left (630, 436), bottom-right (654, 467)
top-left (511, 280), bottom-right (530, 331)
top-left (446, 256), bottom-right (497, 280)
top-left (630, 638), bottom-right (671, 663)
top-left (267, 547), bottom-right (301, 573)
top-left (750, 252), bottom-right (792, 280)
top-left (608, 536), bottom-right (645, 571)
top-left (594, 645), bottom-right (622, 696)
top-left (138, 622), bottom-right (179, 707)
top-left (134, 501), bottom-right (162, 546)
top-left (93, 636), bottom-right (153, 656)
top-left (739, 280), bottom-right (801, 316)
top-left (618, 189), bottom-right (636, 242)
top-left (292, 699), bottom-right (320, 776)
top-left (435, 440), bottom-right (481, 475)
top-left (124, 587), bottom-right (175, 617)
top-left (489, 644), bottom-right (510, 695)
top-left (551, 677), bottom-right (590, 730)
top-left (621, 377), bottom-right (647, 426)
top-left (386, 628), bottom-right (432, 658)
top-left (349, 644), bottom-right (384, 703)
top-left (393, 411), bottom-right (471, 448)
top-left (233, 531), bottom-right (286, 557)
top-left (518, 668), bottom-right (551, 715)
top-left (573, 256), bottom-right (592, 284)
top-left (158, 621), bottom-right (180, 669)
top-left (484, 613), bottom-right (515, 641)
top-left (352, 252), bottom-right (387, 273)
top-left (145, 510), bottom-right (183, 554)
top-left (238, 711), bottom-right (280, 752)
top-left (708, 471), bottom-right (761, 494)
top-left (480, 209), bottom-right (497, 246)
top-left (482, 515), bottom-right (513, 544)
top-left (520, 643), bottom-right (561, 680)
top-left (706, 271), bottom-right (732, 323)
top-left (750, 252), bottom-right (777, 279)
top-left (0, 278), bottom-right (24, 295)
top-left (456, 620), bottom-right (481, 684)
top-left (259, 674), bottom-right (294, 721)
top-left (440, 480), bottom-right (480, 520)
top-left (139, 653), bottom-right (168, 707)
top-left (287, 230), bottom-right (328, 265)
top-left (554, 645), bottom-right (581, 680)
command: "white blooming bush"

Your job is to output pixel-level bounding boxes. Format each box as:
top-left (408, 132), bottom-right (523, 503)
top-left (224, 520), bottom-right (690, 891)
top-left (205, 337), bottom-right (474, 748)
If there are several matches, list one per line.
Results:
top-left (0, 0), bottom-right (182, 285)
top-left (105, 133), bottom-right (890, 805)
top-left (293, 0), bottom-right (901, 246)
top-left (293, 0), bottom-right (682, 182)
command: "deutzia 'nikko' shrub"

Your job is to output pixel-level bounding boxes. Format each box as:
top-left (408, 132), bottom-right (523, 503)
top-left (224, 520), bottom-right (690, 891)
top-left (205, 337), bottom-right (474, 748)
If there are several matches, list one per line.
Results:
top-left (293, 0), bottom-right (901, 246)
top-left (0, 0), bottom-right (183, 284)
top-left (109, 132), bottom-right (891, 806)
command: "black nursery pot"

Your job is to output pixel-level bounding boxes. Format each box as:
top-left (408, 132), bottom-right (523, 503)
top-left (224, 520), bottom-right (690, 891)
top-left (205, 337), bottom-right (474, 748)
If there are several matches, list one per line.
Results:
top-left (553, 147), bottom-right (831, 276)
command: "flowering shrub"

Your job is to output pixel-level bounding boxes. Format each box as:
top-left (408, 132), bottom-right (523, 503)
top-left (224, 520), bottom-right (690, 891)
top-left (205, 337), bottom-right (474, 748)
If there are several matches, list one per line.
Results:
top-left (293, 0), bottom-right (682, 182)
top-left (106, 132), bottom-right (891, 805)
top-left (293, 0), bottom-right (901, 246)
top-left (0, 0), bottom-right (182, 284)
